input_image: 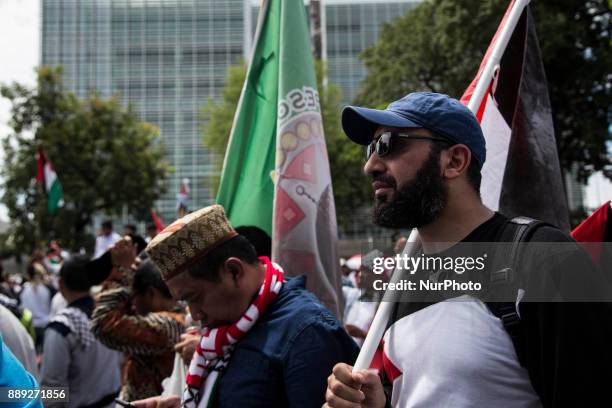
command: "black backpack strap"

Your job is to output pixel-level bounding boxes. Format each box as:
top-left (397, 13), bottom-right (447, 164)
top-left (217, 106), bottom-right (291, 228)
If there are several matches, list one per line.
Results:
top-left (486, 216), bottom-right (549, 368)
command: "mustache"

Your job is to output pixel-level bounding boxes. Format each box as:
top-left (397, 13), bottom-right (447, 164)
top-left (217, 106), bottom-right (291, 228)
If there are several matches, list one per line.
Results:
top-left (371, 173), bottom-right (397, 189)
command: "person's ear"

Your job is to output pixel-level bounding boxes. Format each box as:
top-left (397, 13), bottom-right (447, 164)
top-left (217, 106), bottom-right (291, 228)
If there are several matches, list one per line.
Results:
top-left (223, 258), bottom-right (245, 287)
top-left (441, 144), bottom-right (471, 180)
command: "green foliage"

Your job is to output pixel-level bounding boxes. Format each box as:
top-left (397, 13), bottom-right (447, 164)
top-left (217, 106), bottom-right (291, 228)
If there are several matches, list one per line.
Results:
top-left (0, 66), bottom-right (170, 254)
top-left (201, 60), bottom-right (369, 227)
top-left (314, 61), bottom-right (370, 227)
top-left (357, 0), bottom-right (611, 181)
top-left (201, 61), bottom-right (248, 193)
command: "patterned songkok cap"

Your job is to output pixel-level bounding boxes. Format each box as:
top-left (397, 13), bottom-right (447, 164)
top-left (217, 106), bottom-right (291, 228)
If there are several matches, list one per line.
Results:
top-left (145, 204), bottom-right (237, 281)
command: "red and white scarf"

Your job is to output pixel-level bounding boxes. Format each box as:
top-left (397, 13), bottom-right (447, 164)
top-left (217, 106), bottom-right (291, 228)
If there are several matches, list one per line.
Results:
top-left (182, 256), bottom-right (284, 408)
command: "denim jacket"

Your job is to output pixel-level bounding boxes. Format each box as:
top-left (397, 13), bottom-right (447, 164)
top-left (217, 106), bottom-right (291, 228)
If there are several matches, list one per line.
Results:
top-left (211, 276), bottom-right (359, 407)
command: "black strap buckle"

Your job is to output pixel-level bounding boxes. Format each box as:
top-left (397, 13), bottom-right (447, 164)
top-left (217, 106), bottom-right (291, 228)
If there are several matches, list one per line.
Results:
top-left (500, 311), bottom-right (521, 332)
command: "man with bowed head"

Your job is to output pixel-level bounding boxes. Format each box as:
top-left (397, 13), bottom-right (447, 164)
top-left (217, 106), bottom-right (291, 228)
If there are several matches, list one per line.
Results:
top-left (133, 204), bottom-right (358, 408)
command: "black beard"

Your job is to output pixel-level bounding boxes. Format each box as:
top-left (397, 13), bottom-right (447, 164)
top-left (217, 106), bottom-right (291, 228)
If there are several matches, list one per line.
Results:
top-left (372, 148), bottom-right (447, 229)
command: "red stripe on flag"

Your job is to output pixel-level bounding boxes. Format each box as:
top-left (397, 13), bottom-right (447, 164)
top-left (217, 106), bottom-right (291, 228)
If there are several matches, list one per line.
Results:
top-left (382, 340), bottom-right (402, 383)
top-left (150, 209), bottom-right (165, 233)
top-left (474, 86), bottom-right (490, 123)
top-left (36, 149), bottom-right (46, 183)
top-left (460, 0), bottom-right (517, 108)
top-left (572, 201), bottom-right (610, 242)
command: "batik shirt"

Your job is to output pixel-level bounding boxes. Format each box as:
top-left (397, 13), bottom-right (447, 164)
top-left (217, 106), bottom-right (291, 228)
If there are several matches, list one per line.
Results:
top-left (92, 287), bottom-right (185, 401)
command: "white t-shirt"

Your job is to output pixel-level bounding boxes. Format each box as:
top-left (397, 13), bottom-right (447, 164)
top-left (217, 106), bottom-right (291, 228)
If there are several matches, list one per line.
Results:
top-left (94, 232), bottom-right (121, 258)
top-left (342, 287), bottom-right (377, 346)
top-left (19, 282), bottom-right (51, 328)
top-left (50, 292), bottom-right (68, 318)
top-left (383, 295), bottom-right (541, 408)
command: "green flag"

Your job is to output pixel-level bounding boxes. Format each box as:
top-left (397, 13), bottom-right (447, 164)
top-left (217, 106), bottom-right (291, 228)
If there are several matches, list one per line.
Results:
top-left (216, 0), bottom-right (280, 235)
top-left (217, 0), bottom-right (342, 317)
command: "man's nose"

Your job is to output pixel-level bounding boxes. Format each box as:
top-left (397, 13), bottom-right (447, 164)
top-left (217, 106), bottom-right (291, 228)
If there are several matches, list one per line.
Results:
top-left (364, 152), bottom-right (386, 176)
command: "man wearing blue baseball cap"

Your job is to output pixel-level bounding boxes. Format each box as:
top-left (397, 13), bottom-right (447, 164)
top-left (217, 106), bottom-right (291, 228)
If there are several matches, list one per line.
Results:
top-left (324, 92), bottom-right (612, 408)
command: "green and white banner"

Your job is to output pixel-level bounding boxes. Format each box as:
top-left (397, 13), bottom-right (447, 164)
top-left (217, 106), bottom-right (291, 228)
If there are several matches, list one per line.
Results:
top-left (217, 0), bottom-right (342, 317)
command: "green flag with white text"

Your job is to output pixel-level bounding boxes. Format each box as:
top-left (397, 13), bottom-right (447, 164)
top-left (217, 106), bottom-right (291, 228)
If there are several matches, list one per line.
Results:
top-left (217, 0), bottom-right (342, 317)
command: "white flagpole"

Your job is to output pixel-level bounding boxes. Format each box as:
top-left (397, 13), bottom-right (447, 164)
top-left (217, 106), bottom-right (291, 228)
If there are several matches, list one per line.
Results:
top-left (352, 229), bottom-right (419, 371)
top-left (353, 0), bottom-right (532, 372)
top-left (467, 0), bottom-right (531, 113)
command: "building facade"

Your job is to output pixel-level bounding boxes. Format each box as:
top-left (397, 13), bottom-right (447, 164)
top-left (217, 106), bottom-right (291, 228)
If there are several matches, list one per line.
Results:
top-left (41, 0), bottom-right (417, 229)
top-left (42, 0), bottom-right (247, 223)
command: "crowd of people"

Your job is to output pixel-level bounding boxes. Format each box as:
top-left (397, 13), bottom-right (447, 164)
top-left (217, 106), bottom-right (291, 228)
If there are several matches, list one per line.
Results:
top-left (0, 92), bottom-right (611, 408)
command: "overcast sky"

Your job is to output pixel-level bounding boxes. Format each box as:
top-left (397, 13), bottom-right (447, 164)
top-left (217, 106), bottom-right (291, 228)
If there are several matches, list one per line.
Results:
top-left (0, 0), bottom-right (39, 220)
top-left (0, 0), bottom-right (608, 224)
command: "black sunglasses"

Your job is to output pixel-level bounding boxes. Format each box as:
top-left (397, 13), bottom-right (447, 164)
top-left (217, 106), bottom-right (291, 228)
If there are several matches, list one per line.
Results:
top-left (366, 131), bottom-right (452, 160)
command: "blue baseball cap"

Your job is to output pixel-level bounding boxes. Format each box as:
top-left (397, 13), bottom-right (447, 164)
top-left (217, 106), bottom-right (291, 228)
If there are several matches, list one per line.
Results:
top-left (341, 92), bottom-right (486, 169)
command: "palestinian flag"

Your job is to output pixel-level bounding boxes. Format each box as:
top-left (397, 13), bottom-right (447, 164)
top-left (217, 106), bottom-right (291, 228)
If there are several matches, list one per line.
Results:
top-left (460, 2), bottom-right (570, 231)
top-left (36, 148), bottom-right (64, 215)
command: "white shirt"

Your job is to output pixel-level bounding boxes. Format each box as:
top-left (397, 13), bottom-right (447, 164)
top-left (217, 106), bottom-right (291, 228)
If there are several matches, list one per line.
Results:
top-left (49, 292), bottom-right (68, 318)
top-left (384, 295), bottom-right (541, 408)
top-left (0, 304), bottom-right (39, 379)
top-left (94, 231), bottom-right (121, 259)
top-left (19, 282), bottom-right (51, 328)
top-left (342, 287), bottom-right (377, 346)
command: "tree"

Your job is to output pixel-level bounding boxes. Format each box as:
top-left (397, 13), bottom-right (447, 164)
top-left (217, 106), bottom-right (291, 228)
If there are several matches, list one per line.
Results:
top-left (356, 0), bottom-right (611, 182)
top-left (0, 66), bottom-right (170, 254)
top-left (201, 60), bottom-right (369, 227)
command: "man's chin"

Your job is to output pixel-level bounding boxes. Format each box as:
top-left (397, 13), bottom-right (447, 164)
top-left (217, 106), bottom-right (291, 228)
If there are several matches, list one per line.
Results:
top-left (372, 204), bottom-right (395, 228)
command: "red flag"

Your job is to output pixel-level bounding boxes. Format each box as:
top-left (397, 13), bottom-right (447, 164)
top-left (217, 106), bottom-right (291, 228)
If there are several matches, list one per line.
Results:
top-left (36, 149), bottom-right (46, 183)
top-left (572, 201), bottom-right (611, 242)
top-left (571, 201), bottom-right (611, 265)
top-left (150, 209), bottom-right (165, 233)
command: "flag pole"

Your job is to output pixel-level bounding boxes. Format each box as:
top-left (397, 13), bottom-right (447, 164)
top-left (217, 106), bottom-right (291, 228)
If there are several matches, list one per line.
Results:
top-left (354, 0), bottom-right (531, 372)
top-left (467, 0), bottom-right (531, 113)
top-left (353, 229), bottom-right (419, 371)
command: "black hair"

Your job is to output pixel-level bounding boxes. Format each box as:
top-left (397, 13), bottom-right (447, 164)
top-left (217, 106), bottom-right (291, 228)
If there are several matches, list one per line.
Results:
top-left (132, 259), bottom-right (172, 299)
top-left (60, 255), bottom-right (93, 292)
top-left (124, 224), bottom-right (137, 234)
top-left (187, 235), bottom-right (259, 282)
top-left (127, 234), bottom-right (148, 254)
top-left (102, 220), bottom-right (113, 229)
top-left (234, 226), bottom-right (272, 257)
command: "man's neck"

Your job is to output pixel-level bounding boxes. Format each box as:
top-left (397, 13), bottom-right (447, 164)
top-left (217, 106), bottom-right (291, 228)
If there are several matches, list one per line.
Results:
top-left (417, 199), bottom-right (494, 253)
top-left (63, 291), bottom-right (90, 304)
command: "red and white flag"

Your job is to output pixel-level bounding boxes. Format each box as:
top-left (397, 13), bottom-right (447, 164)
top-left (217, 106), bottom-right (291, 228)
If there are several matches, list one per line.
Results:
top-left (460, 2), bottom-right (570, 231)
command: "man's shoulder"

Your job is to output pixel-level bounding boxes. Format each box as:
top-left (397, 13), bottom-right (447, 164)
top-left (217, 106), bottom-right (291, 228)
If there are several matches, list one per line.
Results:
top-left (526, 224), bottom-right (574, 243)
top-left (268, 276), bottom-right (339, 325)
top-left (498, 215), bottom-right (575, 243)
top-left (243, 276), bottom-right (344, 356)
